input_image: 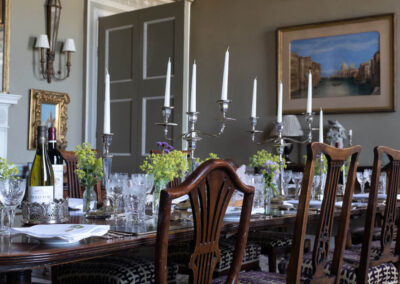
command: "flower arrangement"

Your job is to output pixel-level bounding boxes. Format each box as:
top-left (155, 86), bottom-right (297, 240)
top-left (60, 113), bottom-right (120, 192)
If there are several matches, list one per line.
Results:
top-left (74, 143), bottom-right (103, 187)
top-left (0, 158), bottom-right (18, 180)
top-left (140, 142), bottom-right (189, 187)
top-left (249, 149), bottom-right (282, 195)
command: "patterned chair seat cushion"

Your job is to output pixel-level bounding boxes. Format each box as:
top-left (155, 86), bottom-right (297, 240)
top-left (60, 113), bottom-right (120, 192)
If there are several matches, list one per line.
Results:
top-left (168, 238), bottom-right (261, 272)
top-left (257, 237), bottom-right (293, 249)
top-left (278, 250), bottom-right (399, 284)
top-left (346, 240), bottom-right (396, 260)
top-left (52, 254), bottom-right (178, 284)
top-left (212, 271), bottom-right (286, 284)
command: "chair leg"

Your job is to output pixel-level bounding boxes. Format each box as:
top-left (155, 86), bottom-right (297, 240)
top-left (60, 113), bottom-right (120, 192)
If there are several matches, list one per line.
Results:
top-left (268, 249), bottom-right (277, 273)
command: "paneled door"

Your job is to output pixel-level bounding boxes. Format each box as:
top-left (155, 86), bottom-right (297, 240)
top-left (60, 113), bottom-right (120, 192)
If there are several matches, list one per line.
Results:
top-left (97, 2), bottom-right (185, 172)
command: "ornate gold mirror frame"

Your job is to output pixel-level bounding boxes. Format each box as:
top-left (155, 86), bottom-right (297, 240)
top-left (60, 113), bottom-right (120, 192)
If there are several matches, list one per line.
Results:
top-left (0, 0), bottom-right (10, 92)
top-left (28, 89), bottom-right (70, 150)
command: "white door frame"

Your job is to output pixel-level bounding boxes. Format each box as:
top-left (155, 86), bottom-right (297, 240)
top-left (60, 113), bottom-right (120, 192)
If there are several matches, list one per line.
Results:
top-left (84, 0), bottom-right (190, 148)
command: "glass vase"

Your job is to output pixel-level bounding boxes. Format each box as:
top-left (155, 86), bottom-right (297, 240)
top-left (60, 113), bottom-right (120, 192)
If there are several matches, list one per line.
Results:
top-left (153, 180), bottom-right (168, 217)
top-left (83, 186), bottom-right (97, 213)
top-left (264, 187), bottom-right (272, 214)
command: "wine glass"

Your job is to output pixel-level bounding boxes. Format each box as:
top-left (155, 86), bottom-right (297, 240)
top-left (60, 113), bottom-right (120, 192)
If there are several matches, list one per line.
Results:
top-left (0, 179), bottom-right (26, 234)
top-left (356, 172), bottom-right (367, 194)
top-left (292, 172), bottom-right (303, 199)
top-left (282, 170), bottom-right (293, 196)
top-left (312, 175), bottom-right (321, 200)
top-left (363, 169), bottom-right (372, 190)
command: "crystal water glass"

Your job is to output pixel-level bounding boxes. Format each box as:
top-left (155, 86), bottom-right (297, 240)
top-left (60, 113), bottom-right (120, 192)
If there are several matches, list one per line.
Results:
top-left (248, 174), bottom-right (265, 210)
top-left (378, 172), bottom-right (387, 194)
top-left (0, 179), bottom-right (26, 234)
top-left (292, 172), bottom-right (303, 199)
top-left (282, 170), bottom-right (293, 196)
top-left (123, 176), bottom-right (146, 223)
top-left (356, 172), bottom-right (368, 194)
top-left (311, 175), bottom-right (321, 200)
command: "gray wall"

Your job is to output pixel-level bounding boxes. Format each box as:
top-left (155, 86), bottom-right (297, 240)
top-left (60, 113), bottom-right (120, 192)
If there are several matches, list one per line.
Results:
top-left (7, 0), bottom-right (84, 163)
top-left (191, 0), bottom-right (399, 166)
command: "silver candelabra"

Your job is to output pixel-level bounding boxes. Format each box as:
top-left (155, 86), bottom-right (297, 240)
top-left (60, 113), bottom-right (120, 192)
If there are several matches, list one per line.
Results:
top-left (248, 112), bottom-right (318, 197)
top-left (102, 133), bottom-right (113, 185)
top-left (156, 99), bottom-right (235, 172)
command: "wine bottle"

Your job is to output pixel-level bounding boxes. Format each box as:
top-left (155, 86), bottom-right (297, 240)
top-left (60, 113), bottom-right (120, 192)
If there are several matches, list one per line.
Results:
top-left (28, 126), bottom-right (55, 203)
top-left (48, 127), bottom-right (64, 200)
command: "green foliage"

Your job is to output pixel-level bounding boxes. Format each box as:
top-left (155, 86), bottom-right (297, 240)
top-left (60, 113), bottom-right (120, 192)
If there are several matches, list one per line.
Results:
top-left (0, 157), bottom-right (18, 180)
top-left (74, 143), bottom-right (103, 187)
top-left (303, 154), bottom-right (327, 175)
top-left (249, 149), bottom-right (283, 195)
top-left (140, 150), bottom-right (189, 186)
top-left (196, 153), bottom-right (220, 166)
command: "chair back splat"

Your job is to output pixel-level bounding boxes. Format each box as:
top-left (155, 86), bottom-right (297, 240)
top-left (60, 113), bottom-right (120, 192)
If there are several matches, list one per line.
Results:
top-left (357, 146), bottom-right (400, 284)
top-left (288, 142), bottom-right (361, 284)
top-left (155, 159), bottom-right (254, 284)
top-left (59, 150), bottom-right (81, 198)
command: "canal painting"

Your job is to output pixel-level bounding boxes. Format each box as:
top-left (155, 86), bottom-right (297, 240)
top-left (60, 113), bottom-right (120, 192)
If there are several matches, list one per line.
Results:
top-left (290, 31), bottom-right (380, 99)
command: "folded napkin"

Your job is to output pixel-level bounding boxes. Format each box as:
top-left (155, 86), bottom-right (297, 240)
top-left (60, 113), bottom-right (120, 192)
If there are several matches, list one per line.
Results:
top-left (352, 193), bottom-right (387, 200)
top-left (68, 198), bottom-right (83, 210)
top-left (12, 224), bottom-right (110, 243)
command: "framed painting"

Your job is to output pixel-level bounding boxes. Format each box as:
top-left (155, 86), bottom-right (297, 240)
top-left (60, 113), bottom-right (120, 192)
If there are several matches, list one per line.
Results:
top-left (28, 89), bottom-right (70, 150)
top-left (277, 14), bottom-right (395, 114)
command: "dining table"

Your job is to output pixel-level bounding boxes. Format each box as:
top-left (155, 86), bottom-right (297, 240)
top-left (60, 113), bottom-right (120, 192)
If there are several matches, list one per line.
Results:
top-left (0, 202), bottom-right (388, 284)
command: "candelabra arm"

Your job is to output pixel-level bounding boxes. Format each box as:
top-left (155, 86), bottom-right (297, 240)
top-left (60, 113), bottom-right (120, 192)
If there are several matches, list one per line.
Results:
top-left (155, 106), bottom-right (178, 141)
top-left (197, 100), bottom-right (235, 138)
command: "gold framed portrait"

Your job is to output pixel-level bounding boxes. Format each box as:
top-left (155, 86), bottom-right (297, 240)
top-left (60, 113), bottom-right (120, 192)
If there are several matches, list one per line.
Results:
top-left (28, 89), bottom-right (70, 150)
top-left (277, 14), bottom-right (395, 114)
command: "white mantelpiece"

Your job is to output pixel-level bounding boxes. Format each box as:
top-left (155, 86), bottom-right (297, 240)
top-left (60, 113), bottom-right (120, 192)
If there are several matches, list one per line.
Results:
top-left (0, 94), bottom-right (22, 159)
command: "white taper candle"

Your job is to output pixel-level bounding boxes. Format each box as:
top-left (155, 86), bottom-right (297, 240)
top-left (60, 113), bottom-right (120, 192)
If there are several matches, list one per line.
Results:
top-left (221, 48), bottom-right (229, 101)
top-left (190, 61), bottom-right (197, 112)
top-left (104, 69), bottom-right (111, 134)
top-left (307, 70), bottom-right (312, 114)
top-left (251, 77), bottom-right (257, 118)
top-left (164, 58), bottom-right (171, 107)
top-left (319, 108), bottom-right (324, 143)
top-left (277, 81), bottom-right (283, 123)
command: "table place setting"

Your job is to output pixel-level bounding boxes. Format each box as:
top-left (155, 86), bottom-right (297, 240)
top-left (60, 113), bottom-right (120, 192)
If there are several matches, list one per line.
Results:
top-left (11, 224), bottom-right (110, 244)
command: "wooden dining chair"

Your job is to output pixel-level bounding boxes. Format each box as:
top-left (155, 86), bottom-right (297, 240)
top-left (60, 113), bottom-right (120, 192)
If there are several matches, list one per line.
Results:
top-left (338, 146), bottom-right (400, 284)
top-left (155, 159), bottom-right (255, 283)
top-left (59, 150), bottom-right (102, 205)
top-left (213, 142), bottom-right (361, 283)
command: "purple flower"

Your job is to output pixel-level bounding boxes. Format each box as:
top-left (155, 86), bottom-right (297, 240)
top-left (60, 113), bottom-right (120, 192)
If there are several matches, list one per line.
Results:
top-left (264, 160), bottom-right (274, 167)
top-left (156, 141), bottom-right (163, 147)
top-left (167, 145), bottom-right (175, 151)
top-left (163, 149), bottom-right (170, 154)
top-left (274, 173), bottom-right (280, 181)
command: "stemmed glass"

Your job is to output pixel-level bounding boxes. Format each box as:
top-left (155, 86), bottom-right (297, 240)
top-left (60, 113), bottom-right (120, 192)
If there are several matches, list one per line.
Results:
top-left (0, 179), bottom-right (26, 234)
top-left (356, 170), bottom-right (370, 194)
top-left (282, 170), bottom-right (293, 196)
top-left (311, 175), bottom-right (321, 200)
top-left (292, 172), bottom-right (303, 199)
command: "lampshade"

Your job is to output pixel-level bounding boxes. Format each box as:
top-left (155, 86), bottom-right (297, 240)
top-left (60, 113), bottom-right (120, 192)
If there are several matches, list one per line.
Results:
top-left (269, 115), bottom-right (304, 137)
top-left (63, 38), bottom-right (76, 53)
top-left (35, 34), bottom-right (50, 49)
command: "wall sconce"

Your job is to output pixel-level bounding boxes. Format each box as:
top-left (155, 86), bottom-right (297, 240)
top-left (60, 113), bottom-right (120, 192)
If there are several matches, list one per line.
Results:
top-left (35, 0), bottom-right (76, 83)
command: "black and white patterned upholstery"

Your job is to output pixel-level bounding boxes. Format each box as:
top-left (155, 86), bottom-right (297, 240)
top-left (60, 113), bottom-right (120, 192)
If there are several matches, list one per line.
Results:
top-left (52, 254), bottom-right (178, 284)
top-left (257, 236), bottom-right (292, 249)
top-left (212, 271), bottom-right (286, 284)
top-left (168, 237), bottom-right (261, 273)
top-left (278, 249), bottom-right (399, 284)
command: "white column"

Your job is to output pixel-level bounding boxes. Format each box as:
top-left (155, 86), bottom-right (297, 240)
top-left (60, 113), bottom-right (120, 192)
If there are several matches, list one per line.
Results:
top-left (0, 94), bottom-right (22, 159)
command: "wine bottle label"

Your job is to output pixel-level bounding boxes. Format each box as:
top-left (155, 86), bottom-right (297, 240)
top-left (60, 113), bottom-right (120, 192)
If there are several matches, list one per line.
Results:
top-left (52, 164), bottom-right (64, 200)
top-left (29, 186), bottom-right (54, 203)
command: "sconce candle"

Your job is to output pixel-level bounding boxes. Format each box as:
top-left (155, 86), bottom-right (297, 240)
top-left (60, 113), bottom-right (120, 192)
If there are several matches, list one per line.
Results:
top-left (104, 70), bottom-right (111, 134)
top-left (164, 58), bottom-right (171, 107)
top-left (307, 70), bottom-right (312, 114)
top-left (277, 81), bottom-right (283, 123)
top-left (221, 48), bottom-right (229, 101)
top-left (319, 108), bottom-right (324, 143)
top-left (190, 61), bottom-right (197, 112)
top-left (251, 77), bottom-right (257, 118)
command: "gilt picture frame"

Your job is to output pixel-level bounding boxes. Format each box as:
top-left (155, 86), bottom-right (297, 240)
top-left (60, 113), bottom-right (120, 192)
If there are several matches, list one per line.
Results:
top-left (277, 14), bottom-right (395, 114)
top-left (28, 89), bottom-right (70, 150)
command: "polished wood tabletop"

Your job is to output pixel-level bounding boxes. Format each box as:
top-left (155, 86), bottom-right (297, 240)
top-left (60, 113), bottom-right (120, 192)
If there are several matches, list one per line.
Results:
top-left (0, 205), bottom-right (370, 274)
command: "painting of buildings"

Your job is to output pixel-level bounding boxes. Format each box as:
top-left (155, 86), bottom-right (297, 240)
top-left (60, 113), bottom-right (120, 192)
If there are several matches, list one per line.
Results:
top-left (290, 31), bottom-right (380, 99)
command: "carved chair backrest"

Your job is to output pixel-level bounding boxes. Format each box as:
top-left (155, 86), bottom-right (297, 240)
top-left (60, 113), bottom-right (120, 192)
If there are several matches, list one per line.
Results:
top-left (287, 142), bottom-right (361, 284)
top-left (59, 150), bottom-right (102, 203)
top-left (357, 146), bottom-right (400, 284)
top-left (155, 159), bottom-right (254, 284)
